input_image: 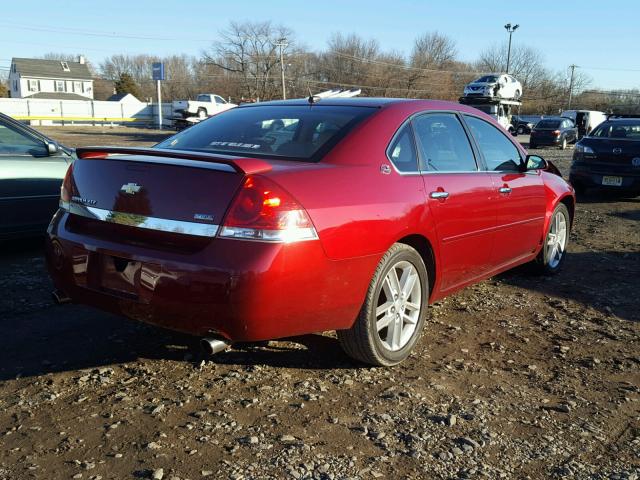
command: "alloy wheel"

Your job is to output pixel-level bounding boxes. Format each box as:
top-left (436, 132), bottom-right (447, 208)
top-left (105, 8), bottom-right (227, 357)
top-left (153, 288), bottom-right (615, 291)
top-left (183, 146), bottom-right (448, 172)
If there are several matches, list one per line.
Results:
top-left (375, 260), bottom-right (422, 351)
top-left (546, 210), bottom-right (568, 269)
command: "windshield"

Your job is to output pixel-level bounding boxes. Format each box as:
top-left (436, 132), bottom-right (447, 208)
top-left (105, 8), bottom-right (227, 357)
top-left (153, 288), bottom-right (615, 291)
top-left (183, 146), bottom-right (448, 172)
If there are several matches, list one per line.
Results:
top-left (475, 75), bottom-right (499, 83)
top-left (590, 121), bottom-right (640, 139)
top-left (157, 105), bottom-right (375, 161)
top-left (536, 120), bottom-right (561, 129)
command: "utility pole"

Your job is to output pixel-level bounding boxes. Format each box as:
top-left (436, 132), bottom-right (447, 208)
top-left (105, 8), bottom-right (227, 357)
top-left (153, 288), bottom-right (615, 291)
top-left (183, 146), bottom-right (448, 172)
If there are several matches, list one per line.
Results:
top-left (567, 64), bottom-right (577, 109)
top-left (276, 38), bottom-right (288, 100)
top-left (504, 23), bottom-right (519, 74)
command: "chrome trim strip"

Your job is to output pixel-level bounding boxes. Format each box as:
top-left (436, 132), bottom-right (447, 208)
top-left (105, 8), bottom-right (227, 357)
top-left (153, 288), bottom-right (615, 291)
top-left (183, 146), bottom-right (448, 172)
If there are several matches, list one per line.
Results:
top-left (65, 203), bottom-right (219, 237)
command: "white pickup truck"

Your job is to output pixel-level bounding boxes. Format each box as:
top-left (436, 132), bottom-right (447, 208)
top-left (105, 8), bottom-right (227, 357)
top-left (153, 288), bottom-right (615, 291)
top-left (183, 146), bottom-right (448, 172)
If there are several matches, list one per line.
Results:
top-left (172, 94), bottom-right (236, 120)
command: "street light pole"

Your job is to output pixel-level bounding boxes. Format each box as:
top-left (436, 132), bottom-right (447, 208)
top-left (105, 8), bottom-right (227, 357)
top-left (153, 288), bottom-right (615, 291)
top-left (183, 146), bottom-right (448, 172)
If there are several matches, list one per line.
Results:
top-left (567, 64), bottom-right (577, 109)
top-left (504, 23), bottom-right (519, 74)
top-left (276, 38), bottom-right (288, 100)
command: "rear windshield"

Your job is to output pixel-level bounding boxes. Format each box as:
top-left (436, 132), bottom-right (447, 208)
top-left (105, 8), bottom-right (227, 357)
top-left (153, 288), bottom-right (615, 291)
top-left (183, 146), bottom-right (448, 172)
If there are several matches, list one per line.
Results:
top-left (476, 75), bottom-right (498, 83)
top-left (536, 120), bottom-right (561, 128)
top-left (590, 121), bottom-right (640, 139)
top-left (157, 105), bottom-right (375, 161)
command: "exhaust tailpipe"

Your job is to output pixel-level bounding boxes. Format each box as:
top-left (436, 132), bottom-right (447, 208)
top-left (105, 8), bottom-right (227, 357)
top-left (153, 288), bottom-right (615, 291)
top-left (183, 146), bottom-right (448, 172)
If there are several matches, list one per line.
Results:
top-left (200, 337), bottom-right (230, 356)
top-left (52, 289), bottom-right (71, 305)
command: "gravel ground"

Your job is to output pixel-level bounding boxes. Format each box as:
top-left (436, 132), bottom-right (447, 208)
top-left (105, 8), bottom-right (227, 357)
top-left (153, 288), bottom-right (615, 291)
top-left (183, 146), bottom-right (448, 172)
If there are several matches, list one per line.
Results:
top-left (0, 127), bottom-right (638, 480)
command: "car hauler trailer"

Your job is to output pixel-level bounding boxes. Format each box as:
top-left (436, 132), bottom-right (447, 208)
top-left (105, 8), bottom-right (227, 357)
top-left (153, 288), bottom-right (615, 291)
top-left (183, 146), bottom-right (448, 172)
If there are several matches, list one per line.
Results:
top-left (459, 96), bottom-right (522, 135)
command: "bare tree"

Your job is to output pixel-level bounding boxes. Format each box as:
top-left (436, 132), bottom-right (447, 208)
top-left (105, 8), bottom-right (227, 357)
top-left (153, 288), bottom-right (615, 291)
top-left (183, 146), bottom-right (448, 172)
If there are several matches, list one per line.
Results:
top-left (203, 21), bottom-right (294, 101)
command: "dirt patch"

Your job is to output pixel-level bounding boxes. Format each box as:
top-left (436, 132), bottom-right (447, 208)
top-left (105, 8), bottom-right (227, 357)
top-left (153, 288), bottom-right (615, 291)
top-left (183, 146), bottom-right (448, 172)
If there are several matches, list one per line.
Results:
top-left (0, 130), bottom-right (638, 479)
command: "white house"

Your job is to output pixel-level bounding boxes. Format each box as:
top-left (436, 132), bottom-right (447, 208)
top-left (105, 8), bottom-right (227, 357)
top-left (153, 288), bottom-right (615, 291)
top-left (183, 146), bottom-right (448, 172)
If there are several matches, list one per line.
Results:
top-left (9, 56), bottom-right (94, 100)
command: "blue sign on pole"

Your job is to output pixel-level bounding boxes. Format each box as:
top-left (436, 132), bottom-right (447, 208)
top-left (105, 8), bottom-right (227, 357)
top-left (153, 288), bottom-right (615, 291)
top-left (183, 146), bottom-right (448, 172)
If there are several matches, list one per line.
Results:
top-left (152, 62), bottom-right (165, 81)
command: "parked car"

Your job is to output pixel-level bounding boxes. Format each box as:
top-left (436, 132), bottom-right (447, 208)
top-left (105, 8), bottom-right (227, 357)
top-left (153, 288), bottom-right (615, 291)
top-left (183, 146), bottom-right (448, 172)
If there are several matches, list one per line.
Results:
top-left (172, 93), bottom-right (236, 120)
top-left (512, 115), bottom-right (543, 135)
top-left (529, 117), bottom-right (578, 149)
top-left (561, 110), bottom-right (606, 139)
top-left (0, 112), bottom-right (74, 239)
top-left (463, 74), bottom-right (523, 100)
top-left (46, 98), bottom-right (574, 366)
top-left (570, 116), bottom-right (640, 196)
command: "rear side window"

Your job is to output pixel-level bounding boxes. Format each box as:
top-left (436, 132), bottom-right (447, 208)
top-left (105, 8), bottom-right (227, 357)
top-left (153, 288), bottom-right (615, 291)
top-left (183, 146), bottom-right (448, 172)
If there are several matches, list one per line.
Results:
top-left (157, 105), bottom-right (375, 162)
top-left (387, 124), bottom-right (418, 172)
top-left (412, 113), bottom-right (477, 172)
top-left (464, 115), bottom-right (522, 172)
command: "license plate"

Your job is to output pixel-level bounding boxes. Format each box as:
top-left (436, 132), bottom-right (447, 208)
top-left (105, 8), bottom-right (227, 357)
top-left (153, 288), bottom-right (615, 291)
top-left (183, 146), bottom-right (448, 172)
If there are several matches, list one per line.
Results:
top-left (602, 176), bottom-right (623, 186)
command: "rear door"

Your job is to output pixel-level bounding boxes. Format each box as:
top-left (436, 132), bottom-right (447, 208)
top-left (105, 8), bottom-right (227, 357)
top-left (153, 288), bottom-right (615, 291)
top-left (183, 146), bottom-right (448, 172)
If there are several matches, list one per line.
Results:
top-left (463, 114), bottom-right (545, 267)
top-left (0, 119), bottom-right (70, 237)
top-left (412, 112), bottom-right (496, 292)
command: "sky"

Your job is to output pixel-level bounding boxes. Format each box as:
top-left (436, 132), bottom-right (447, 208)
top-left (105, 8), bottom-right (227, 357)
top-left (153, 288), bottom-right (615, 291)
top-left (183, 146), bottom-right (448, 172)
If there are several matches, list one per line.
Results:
top-left (0, 0), bottom-right (638, 91)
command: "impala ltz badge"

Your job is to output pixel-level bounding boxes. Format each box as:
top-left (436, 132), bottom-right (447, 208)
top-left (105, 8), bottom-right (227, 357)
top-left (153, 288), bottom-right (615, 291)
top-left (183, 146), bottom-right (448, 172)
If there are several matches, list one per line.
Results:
top-left (120, 183), bottom-right (142, 195)
top-left (193, 213), bottom-right (215, 221)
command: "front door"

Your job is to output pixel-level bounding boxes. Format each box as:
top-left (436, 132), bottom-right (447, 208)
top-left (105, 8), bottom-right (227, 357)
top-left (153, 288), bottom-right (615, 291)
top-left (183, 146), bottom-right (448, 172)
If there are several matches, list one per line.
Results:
top-left (0, 119), bottom-right (70, 236)
top-left (412, 112), bottom-right (497, 292)
top-left (463, 115), bottom-right (546, 267)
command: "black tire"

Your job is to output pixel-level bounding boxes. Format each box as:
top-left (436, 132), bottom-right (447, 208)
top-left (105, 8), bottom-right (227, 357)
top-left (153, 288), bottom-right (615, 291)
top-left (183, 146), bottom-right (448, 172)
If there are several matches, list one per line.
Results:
top-left (529, 142), bottom-right (537, 149)
top-left (197, 108), bottom-right (207, 119)
top-left (533, 203), bottom-right (570, 275)
top-left (337, 243), bottom-right (429, 366)
top-left (517, 125), bottom-right (526, 135)
top-left (514, 89), bottom-right (521, 100)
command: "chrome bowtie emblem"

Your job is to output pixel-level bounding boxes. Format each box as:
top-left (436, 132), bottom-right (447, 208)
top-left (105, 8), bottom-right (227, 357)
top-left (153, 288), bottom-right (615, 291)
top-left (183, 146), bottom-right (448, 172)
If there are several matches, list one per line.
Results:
top-left (613, 147), bottom-right (622, 154)
top-left (120, 183), bottom-right (142, 195)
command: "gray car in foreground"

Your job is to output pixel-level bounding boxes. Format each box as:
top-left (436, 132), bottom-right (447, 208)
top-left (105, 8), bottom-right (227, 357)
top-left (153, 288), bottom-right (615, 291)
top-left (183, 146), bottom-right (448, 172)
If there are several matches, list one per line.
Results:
top-left (0, 113), bottom-right (74, 239)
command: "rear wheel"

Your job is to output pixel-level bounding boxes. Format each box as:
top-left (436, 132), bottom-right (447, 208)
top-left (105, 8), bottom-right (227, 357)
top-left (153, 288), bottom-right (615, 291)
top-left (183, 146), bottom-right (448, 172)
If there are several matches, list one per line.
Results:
top-left (534, 203), bottom-right (570, 275)
top-left (517, 125), bottom-right (526, 135)
top-left (560, 136), bottom-right (568, 150)
top-left (337, 243), bottom-right (429, 366)
top-left (514, 89), bottom-right (521, 100)
top-left (197, 108), bottom-right (207, 119)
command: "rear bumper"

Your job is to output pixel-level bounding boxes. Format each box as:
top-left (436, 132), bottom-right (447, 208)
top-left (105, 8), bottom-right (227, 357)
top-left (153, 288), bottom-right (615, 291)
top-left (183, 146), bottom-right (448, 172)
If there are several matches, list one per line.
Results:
top-left (530, 135), bottom-right (561, 146)
top-left (46, 210), bottom-right (376, 341)
top-left (569, 164), bottom-right (640, 192)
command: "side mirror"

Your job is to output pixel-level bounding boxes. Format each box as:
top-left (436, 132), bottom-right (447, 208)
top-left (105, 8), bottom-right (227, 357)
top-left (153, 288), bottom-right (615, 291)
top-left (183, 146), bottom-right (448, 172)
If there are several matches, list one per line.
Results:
top-left (525, 154), bottom-right (547, 171)
top-left (46, 142), bottom-right (59, 155)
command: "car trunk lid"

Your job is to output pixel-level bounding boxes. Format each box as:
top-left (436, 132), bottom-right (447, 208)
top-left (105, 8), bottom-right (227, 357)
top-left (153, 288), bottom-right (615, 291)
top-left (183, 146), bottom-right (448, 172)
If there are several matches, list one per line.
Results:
top-left (65, 147), bottom-right (273, 239)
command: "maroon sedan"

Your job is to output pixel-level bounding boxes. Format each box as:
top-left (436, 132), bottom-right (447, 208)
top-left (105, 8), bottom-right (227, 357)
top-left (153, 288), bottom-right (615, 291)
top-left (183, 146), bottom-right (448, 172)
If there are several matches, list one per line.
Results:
top-left (46, 98), bottom-right (574, 366)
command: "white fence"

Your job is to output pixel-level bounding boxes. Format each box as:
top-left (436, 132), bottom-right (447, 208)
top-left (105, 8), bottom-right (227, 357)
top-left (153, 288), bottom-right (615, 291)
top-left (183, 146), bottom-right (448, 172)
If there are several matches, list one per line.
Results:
top-left (0, 97), bottom-right (174, 127)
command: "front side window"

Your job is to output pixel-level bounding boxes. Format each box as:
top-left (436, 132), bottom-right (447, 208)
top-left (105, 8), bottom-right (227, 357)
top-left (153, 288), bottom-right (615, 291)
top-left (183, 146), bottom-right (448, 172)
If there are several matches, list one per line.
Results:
top-left (0, 121), bottom-right (47, 156)
top-left (157, 105), bottom-right (375, 162)
top-left (464, 115), bottom-right (522, 172)
top-left (412, 113), bottom-right (477, 172)
top-left (387, 123), bottom-right (418, 172)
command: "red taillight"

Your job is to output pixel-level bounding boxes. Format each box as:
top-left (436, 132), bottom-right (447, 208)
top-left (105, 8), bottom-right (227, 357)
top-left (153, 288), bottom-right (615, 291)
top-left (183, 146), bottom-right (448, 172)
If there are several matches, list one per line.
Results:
top-left (59, 163), bottom-right (74, 209)
top-left (220, 175), bottom-right (318, 242)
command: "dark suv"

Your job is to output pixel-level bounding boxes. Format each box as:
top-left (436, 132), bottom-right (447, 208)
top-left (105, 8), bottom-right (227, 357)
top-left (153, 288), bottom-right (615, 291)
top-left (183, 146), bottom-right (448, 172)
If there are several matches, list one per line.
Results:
top-left (569, 117), bottom-right (640, 196)
top-left (529, 117), bottom-right (577, 149)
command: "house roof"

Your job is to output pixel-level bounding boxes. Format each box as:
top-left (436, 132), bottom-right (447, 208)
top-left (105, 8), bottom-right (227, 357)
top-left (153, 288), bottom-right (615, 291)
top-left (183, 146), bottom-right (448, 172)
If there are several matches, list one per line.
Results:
top-left (12, 57), bottom-right (92, 80)
top-left (28, 92), bottom-right (91, 101)
top-left (107, 93), bottom-right (140, 102)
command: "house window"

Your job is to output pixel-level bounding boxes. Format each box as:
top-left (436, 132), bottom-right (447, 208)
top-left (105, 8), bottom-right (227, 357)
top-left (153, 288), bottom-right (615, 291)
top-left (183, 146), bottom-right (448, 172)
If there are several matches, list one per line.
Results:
top-left (55, 80), bottom-right (66, 92)
top-left (73, 81), bottom-right (83, 93)
top-left (28, 80), bottom-right (39, 92)
top-left (61, 61), bottom-right (70, 72)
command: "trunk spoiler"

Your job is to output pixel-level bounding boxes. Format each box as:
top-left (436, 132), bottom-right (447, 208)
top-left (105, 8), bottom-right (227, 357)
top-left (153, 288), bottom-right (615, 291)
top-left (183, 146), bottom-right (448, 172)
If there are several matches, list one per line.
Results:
top-left (75, 146), bottom-right (272, 175)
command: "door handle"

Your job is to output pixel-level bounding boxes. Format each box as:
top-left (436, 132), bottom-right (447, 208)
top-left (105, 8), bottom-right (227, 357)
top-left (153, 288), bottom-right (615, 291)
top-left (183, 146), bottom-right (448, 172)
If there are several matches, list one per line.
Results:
top-left (499, 187), bottom-right (512, 194)
top-left (429, 191), bottom-right (450, 199)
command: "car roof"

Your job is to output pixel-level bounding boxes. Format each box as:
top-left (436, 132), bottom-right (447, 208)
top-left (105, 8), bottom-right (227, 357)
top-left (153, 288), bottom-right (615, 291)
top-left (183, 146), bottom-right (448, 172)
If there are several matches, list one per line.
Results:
top-left (238, 97), bottom-right (413, 108)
